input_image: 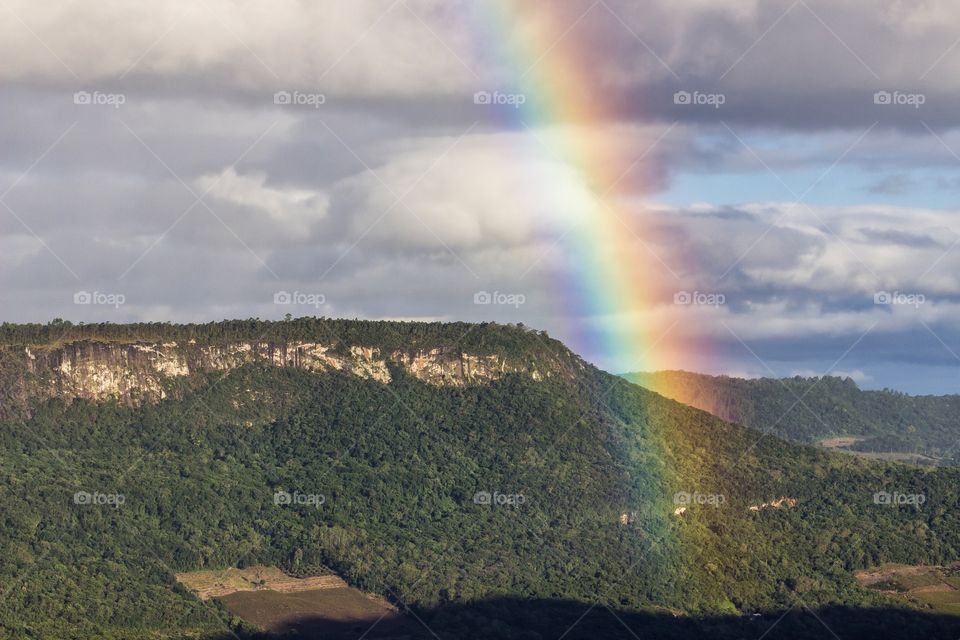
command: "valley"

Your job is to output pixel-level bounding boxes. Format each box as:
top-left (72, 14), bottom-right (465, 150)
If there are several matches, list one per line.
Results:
top-left (626, 370), bottom-right (960, 465)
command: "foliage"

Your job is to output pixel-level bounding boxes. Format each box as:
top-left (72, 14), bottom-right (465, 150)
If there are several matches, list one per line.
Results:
top-left (0, 322), bottom-right (959, 637)
top-left (626, 370), bottom-right (960, 462)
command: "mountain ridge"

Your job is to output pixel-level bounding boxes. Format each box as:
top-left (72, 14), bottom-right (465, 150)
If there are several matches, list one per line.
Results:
top-left (0, 318), bottom-right (580, 413)
top-left (2, 319), bottom-right (960, 638)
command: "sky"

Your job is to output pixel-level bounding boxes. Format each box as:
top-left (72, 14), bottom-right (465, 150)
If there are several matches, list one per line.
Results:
top-left (2, 0), bottom-right (960, 394)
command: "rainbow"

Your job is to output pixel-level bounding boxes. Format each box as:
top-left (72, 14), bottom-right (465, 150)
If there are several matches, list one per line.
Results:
top-left (465, 6), bottom-right (718, 601)
top-left (472, 2), bottom-right (705, 377)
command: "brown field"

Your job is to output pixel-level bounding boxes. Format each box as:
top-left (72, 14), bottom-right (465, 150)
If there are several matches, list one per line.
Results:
top-left (176, 566), bottom-right (346, 600)
top-left (818, 438), bottom-right (941, 465)
top-left (177, 566), bottom-right (420, 638)
top-left (819, 436), bottom-right (867, 448)
top-left (220, 587), bottom-right (419, 638)
top-left (855, 563), bottom-right (943, 589)
top-left (856, 563), bottom-right (960, 615)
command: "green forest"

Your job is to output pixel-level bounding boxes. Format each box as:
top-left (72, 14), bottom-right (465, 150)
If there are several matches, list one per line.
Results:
top-left (0, 321), bottom-right (959, 638)
top-left (626, 370), bottom-right (960, 463)
top-left (0, 317), bottom-right (558, 358)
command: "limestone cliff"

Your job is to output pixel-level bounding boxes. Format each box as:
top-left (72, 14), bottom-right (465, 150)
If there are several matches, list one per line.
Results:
top-left (3, 339), bottom-right (558, 408)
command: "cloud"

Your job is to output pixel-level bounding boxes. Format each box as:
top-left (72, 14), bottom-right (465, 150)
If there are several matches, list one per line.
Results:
top-left (4, 0), bottom-right (960, 130)
top-left (327, 130), bottom-right (597, 252)
top-left (658, 201), bottom-right (960, 298)
top-left (0, 0), bottom-right (477, 96)
top-left (3, 1), bottom-right (960, 393)
top-left (196, 167), bottom-right (328, 237)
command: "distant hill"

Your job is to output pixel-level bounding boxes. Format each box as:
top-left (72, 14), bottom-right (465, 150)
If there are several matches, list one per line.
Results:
top-left (624, 370), bottom-right (960, 464)
top-left (2, 319), bottom-right (960, 638)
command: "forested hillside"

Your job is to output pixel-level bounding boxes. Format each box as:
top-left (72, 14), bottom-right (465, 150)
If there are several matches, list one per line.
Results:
top-left (626, 370), bottom-right (960, 463)
top-left (0, 320), bottom-right (959, 638)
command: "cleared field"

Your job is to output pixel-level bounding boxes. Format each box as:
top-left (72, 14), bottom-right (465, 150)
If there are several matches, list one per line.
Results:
top-left (818, 436), bottom-right (943, 465)
top-left (220, 587), bottom-right (420, 638)
top-left (819, 436), bottom-right (867, 448)
top-left (176, 566), bottom-right (346, 600)
top-left (856, 563), bottom-right (960, 615)
top-left (819, 438), bottom-right (942, 465)
top-left (177, 566), bottom-right (419, 638)
top-left (912, 590), bottom-right (960, 614)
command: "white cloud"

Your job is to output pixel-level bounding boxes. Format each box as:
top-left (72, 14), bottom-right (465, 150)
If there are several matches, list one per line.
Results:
top-left (666, 201), bottom-right (960, 298)
top-left (330, 130), bottom-right (598, 251)
top-left (196, 167), bottom-right (328, 237)
top-left (4, 0), bottom-right (960, 125)
top-left (0, 0), bottom-right (478, 95)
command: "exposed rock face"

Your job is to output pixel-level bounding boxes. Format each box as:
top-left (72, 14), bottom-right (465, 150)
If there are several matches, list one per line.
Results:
top-left (748, 497), bottom-right (797, 512)
top-left (390, 347), bottom-right (543, 384)
top-left (6, 340), bottom-right (552, 406)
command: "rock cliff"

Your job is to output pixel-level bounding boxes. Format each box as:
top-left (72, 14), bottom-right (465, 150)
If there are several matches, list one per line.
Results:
top-left (3, 339), bottom-right (556, 407)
